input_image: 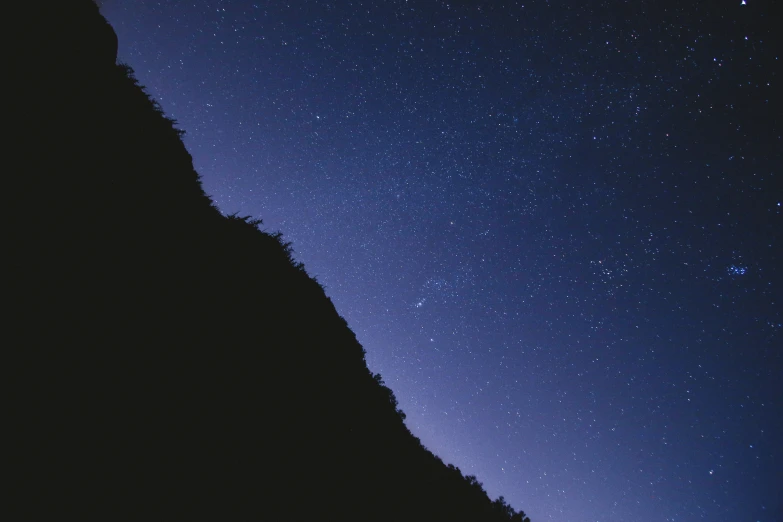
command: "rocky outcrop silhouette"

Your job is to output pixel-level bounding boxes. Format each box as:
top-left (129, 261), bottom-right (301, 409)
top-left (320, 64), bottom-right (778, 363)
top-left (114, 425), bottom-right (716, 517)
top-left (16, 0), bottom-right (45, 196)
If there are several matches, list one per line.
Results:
top-left (8, 2), bottom-right (531, 520)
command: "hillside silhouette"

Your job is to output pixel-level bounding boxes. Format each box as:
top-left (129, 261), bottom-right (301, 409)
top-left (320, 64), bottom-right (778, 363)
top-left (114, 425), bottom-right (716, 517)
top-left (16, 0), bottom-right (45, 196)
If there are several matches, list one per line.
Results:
top-left (8, 2), bottom-right (531, 520)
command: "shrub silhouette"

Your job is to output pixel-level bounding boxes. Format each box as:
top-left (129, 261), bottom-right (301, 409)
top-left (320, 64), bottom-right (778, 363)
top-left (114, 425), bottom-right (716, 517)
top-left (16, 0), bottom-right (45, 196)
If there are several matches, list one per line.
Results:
top-left (8, 2), bottom-right (532, 521)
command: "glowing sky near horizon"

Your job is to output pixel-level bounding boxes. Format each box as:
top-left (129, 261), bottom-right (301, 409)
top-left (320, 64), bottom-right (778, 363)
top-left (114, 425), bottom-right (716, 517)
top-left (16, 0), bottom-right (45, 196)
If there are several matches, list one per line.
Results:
top-left (103, 1), bottom-right (781, 520)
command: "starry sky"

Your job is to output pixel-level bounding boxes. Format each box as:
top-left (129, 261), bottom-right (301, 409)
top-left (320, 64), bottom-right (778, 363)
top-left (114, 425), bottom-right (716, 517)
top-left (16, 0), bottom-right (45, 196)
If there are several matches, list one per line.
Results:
top-left (101, 1), bottom-right (781, 520)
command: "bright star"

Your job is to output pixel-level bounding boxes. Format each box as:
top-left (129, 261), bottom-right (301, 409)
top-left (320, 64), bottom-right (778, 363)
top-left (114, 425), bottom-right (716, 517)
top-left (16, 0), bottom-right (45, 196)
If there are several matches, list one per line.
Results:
top-left (728, 264), bottom-right (747, 276)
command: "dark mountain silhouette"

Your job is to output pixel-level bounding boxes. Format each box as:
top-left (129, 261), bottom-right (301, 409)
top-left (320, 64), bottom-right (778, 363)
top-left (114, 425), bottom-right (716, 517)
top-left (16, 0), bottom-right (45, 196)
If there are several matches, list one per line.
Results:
top-left (8, 2), bottom-right (531, 520)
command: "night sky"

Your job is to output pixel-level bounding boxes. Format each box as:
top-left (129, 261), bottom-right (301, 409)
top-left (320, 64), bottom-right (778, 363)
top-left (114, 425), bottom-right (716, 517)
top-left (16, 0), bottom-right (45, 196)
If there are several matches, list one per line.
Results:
top-left (101, 1), bottom-right (781, 520)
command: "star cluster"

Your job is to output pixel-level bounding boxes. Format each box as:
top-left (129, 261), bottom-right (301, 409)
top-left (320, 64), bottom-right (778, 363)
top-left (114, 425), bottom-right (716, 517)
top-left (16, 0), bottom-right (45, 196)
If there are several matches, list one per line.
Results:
top-left (104, 1), bottom-right (781, 520)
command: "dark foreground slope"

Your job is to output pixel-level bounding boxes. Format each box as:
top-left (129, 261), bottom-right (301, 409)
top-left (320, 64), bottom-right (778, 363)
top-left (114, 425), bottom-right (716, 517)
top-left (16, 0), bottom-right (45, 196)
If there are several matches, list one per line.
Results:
top-left (8, 2), bottom-right (531, 520)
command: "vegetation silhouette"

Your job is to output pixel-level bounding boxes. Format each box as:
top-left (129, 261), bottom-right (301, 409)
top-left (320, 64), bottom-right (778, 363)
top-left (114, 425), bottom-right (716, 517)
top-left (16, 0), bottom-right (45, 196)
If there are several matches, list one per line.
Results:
top-left (9, 2), bottom-right (532, 520)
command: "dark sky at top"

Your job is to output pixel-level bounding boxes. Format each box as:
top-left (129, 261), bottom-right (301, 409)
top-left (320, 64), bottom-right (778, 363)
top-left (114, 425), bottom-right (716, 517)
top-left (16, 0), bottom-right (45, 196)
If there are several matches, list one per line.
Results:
top-left (101, 1), bottom-right (781, 520)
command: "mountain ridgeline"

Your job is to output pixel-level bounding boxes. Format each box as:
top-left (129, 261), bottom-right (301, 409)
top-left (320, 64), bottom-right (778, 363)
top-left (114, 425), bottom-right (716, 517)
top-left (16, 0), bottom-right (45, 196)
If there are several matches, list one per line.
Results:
top-left (8, 2), bottom-right (531, 520)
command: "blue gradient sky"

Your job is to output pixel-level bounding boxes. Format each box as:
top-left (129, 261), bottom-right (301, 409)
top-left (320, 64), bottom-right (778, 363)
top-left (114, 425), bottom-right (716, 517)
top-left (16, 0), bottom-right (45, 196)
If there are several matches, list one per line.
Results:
top-left (102, 1), bottom-right (781, 520)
